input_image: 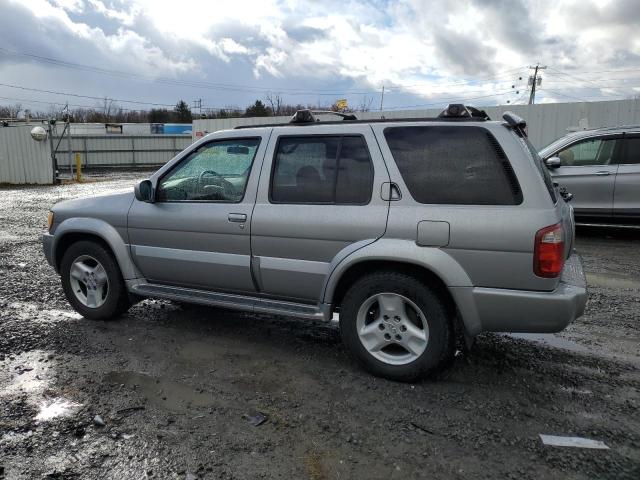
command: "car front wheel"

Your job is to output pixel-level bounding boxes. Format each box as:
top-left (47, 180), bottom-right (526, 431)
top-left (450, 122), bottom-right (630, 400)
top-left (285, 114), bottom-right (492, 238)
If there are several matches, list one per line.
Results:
top-left (60, 240), bottom-right (131, 320)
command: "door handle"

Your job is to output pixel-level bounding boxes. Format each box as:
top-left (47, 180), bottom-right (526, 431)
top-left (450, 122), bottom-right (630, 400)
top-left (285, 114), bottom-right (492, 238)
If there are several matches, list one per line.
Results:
top-left (595, 171), bottom-right (612, 176)
top-left (228, 213), bottom-right (247, 223)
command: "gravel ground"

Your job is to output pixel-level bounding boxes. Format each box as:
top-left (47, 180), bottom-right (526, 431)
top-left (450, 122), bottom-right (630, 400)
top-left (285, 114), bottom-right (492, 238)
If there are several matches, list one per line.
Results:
top-left (1, 174), bottom-right (639, 480)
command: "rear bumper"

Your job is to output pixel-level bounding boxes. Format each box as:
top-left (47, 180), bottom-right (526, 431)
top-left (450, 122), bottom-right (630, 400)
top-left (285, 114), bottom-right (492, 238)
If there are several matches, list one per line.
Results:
top-left (42, 233), bottom-right (56, 271)
top-left (453, 254), bottom-right (587, 334)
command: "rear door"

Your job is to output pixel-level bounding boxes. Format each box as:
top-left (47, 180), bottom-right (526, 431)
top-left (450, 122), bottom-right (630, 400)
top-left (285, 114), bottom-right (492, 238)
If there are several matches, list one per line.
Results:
top-left (549, 135), bottom-right (622, 218)
top-left (614, 134), bottom-right (640, 221)
top-left (251, 124), bottom-right (389, 302)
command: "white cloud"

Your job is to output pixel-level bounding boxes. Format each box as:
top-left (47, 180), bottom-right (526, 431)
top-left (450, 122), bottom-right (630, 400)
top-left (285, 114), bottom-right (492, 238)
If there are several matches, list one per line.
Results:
top-left (1, 0), bottom-right (639, 110)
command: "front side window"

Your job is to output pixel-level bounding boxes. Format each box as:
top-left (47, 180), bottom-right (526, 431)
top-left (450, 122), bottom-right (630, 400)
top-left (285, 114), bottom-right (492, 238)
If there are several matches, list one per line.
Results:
top-left (556, 137), bottom-right (618, 166)
top-left (156, 138), bottom-right (260, 202)
top-left (270, 135), bottom-right (374, 204)
top-left (384, 126), bottom-right (522, 205)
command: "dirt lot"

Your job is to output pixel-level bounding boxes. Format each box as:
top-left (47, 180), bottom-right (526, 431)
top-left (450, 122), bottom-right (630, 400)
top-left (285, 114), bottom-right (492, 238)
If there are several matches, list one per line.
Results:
top-left (1, 173), bottom-right (639, 480)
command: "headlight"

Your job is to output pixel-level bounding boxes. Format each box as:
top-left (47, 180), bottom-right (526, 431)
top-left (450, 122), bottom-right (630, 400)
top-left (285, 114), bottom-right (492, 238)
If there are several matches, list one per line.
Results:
top-left (47, 211), bottom-right (54, 231)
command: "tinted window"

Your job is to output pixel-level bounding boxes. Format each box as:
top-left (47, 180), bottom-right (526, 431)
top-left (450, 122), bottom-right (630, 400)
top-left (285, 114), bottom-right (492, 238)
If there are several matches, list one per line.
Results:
top-left (622, 137), bottom-right (640, 164)
top-left (271, 136), bottom-right (373, 204)
top-left (384, 126), bottom-right (522, 205)
top-left (556, 137), bottom-right (618, 166)
top-left (157, 138), bottom-right (259, 202)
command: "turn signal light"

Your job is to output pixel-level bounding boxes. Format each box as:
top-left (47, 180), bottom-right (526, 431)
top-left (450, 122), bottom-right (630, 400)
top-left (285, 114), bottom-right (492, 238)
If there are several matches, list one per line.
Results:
top-left (534, 222), bottom-right (565, 278)
top-left (47, 211), bottom-right (54, 231)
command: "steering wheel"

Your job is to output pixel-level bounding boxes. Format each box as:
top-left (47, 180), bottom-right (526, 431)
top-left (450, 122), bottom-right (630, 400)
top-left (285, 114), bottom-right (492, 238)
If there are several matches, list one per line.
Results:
top-left (198, 170), bottom-right (235, 199)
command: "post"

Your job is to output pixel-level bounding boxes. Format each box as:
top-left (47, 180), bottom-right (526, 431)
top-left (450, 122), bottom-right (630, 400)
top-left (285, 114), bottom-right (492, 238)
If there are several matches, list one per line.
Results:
top-left (48, 122), bottom-right (58, 184)
top-left (75, 153), bottom-right (82, 182)
top-left (528, 64), bottom-right (547, 105)
top-left (66, 120), bottom-right (74, 178)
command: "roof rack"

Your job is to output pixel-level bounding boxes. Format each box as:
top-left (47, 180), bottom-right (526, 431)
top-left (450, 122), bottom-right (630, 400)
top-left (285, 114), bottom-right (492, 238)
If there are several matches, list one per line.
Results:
top-left (234, 104), bottom-right (490, 129)
top-left (289, 109), bottom-right (358, 124)
top-left (437, 104), bottom-right (490, 120)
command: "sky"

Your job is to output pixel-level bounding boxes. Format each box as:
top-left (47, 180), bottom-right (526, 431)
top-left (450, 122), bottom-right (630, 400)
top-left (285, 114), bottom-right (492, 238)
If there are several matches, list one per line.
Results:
top-left (0, 0), bottom-right (639, 116)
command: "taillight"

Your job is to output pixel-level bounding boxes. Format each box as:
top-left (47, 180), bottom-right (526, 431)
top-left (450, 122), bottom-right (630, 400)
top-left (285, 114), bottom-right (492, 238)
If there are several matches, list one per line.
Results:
top-left (534, 222), bottom-right (565, 278)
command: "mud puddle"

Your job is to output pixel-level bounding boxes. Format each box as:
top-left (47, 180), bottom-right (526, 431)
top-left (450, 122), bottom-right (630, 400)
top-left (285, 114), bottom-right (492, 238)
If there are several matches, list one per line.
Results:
top-left (105, 371), bottom-right (219, 412)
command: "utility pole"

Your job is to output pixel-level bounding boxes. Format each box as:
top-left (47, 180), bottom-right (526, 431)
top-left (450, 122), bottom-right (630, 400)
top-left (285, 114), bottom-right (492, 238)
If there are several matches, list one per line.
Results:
top-left (193, 99), bottom-right (202, 117)
top-left (528, 64), bottom-right (547, 104)
top-left (379, 85), bottom-right (385, 111)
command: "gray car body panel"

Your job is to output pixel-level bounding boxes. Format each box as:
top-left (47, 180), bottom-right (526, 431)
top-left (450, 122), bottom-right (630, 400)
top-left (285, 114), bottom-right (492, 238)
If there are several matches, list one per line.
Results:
top-left (127, 128), bottom-right (272, 293)
top-left (46, 192), bottom-right (141, 279)
top-left (540, 127), bottom-right (640, 220)
top-left (43, 118), bottom-right (587, 336)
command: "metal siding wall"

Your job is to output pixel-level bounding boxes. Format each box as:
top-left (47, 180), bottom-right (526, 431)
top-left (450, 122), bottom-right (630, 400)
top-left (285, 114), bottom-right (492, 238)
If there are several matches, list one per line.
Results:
top-left (0, 126), bottom-right (52, 184)
top-left (193, 99), bottom-right (640, 149)
top-left (51, 135), bottom-right (190, 167)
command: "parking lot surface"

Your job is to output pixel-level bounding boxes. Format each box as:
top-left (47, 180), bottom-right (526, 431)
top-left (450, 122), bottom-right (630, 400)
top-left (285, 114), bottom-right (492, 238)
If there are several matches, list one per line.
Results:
top-left (1, 173), bottom-right (639, 479)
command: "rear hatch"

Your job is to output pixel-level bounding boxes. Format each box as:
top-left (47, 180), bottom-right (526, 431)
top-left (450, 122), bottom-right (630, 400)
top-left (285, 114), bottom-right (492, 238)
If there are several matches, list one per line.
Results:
top-left (516, 128), bottom-right (575, 259)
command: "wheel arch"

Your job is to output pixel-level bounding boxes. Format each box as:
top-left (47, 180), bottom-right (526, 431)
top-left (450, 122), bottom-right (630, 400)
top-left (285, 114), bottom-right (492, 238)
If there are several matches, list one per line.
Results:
top-left (52, 218), bottom-right (141, 280)
top-left (322, 240), bottom-right (480, 336)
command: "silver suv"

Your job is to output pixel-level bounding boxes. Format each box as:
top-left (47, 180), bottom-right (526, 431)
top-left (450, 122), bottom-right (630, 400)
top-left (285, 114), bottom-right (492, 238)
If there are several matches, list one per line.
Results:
top-left (43, 106), bottom-right (587, 381)
top-left (540, 125), bottom-right (640, 222)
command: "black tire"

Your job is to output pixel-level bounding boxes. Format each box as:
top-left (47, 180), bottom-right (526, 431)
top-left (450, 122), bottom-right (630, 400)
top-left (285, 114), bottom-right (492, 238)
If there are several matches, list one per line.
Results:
top-left (60, 240), bottom-right (131, 320)
top-left (340, 271), bottom-right (454, 382)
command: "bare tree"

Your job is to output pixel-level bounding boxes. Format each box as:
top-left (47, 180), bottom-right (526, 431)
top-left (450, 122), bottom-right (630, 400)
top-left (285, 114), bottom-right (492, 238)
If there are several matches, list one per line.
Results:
top-left (0, 103), bottom-right (22, 119)
top-left (357, 95), bottom-right (374, 112)
top-left (265, 92), bottom-right (283, 116)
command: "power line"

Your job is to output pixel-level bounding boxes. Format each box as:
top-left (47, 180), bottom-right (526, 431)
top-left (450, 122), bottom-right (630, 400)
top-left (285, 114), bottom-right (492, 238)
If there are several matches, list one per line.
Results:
top-left (547, 66), bottom-right (629, 97)
top-left (0, 46), bottom-right (527, 97)
top-left (537, 89), bottom-right (589, 102)
top-left (0, 95), bottom-right (143, 112)
top-left (0, 82), bottom-right (177, 107)
top-left (383, 90), bottom-right (516, 110)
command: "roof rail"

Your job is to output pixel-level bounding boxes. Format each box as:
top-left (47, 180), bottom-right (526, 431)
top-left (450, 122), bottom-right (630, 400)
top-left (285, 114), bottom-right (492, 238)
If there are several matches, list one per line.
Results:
top-left (438, 104), bottom-right (490, 120)
top-left (289, 109), bottom-right (358, 124)
top-left (233, 104), bottom-right (491, 129)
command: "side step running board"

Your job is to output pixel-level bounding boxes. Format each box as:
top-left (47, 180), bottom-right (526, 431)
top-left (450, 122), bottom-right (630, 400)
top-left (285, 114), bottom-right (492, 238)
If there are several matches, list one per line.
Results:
top-left (130, 283), bottom-right (330, 322)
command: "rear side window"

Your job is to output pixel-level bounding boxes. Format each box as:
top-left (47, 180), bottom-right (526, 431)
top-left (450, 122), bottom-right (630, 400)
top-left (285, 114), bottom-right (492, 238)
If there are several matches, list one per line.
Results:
top-left (270, 135), bottom-right (374, 204)
top-left (384, 126), bottom-right (522, 205)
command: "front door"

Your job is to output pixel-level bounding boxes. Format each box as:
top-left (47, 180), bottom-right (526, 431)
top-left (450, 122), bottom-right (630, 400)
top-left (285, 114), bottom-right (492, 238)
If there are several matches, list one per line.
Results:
top-left (251, 125), bottom-right (390, 302)
top-left (614, 134), bottom-right (640, 221)
top-left (128, 132), bottom-right (269, 293)
top-left (550, 135), bottom-right (622, 219)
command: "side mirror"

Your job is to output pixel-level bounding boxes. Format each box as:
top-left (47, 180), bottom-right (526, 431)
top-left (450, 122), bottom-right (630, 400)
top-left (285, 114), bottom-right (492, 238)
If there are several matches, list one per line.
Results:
top-left (134, 179), bottom-right (155, 203)
top-left (544, 156), bottom-right (561, 169)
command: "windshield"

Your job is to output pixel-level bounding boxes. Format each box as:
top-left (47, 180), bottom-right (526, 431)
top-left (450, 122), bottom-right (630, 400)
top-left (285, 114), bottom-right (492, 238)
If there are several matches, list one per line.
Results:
top-left (539, 132), bottom-right (584, 158)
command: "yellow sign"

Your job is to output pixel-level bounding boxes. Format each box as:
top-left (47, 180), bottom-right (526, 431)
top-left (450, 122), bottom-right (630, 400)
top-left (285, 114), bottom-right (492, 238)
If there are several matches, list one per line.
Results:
top-left (336, 99), bottom-right (348, 110)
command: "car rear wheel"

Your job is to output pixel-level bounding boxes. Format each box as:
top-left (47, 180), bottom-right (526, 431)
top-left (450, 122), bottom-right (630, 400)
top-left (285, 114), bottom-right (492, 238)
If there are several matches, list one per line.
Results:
top-left (60, 240), bottom-right (131, 320)
top-left (340, 271), bottom-right (453, 381)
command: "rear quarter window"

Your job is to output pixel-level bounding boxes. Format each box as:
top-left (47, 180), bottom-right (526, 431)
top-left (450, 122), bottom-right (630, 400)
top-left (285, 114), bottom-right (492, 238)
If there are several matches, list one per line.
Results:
top-left (384, 126), bottom-right (522, 205)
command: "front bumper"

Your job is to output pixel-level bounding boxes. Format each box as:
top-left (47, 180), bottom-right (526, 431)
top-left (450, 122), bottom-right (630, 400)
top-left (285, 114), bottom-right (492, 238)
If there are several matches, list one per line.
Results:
top-left (459, 254), bottom-right (587, 334)
top-left (42, 233), bottom-right (56, 271)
